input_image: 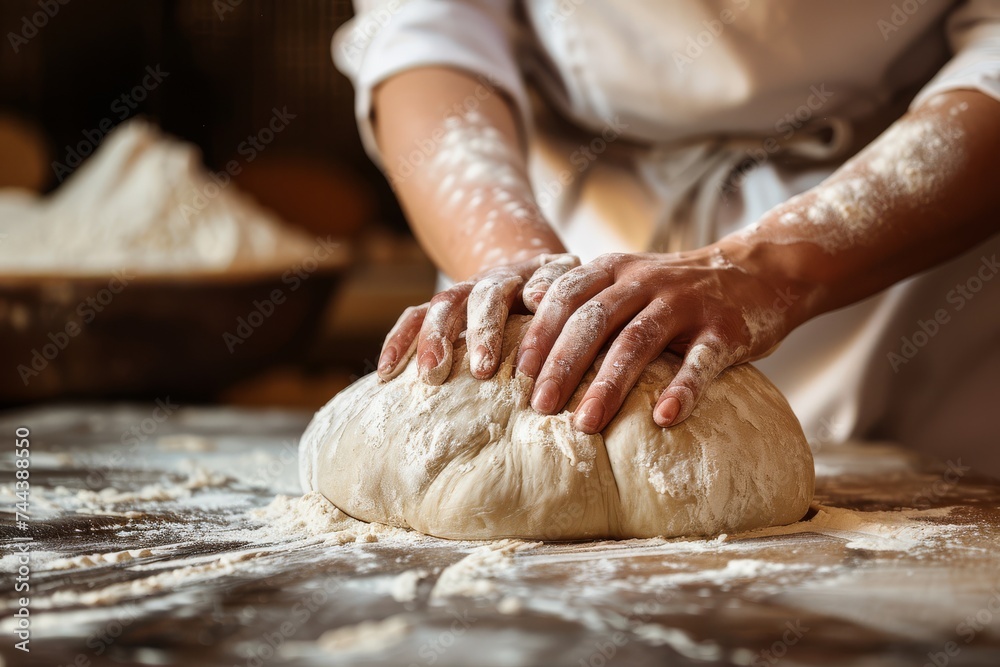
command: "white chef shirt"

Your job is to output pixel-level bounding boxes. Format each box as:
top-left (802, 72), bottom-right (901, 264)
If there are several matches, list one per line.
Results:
top-left (336, 0), bottom-right (1000, 160)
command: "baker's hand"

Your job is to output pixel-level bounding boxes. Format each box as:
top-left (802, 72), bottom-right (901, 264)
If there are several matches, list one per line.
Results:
top-left (377, 254), bottom-right (580, 384)
top-left (516, 247), bottom-right (802, 433)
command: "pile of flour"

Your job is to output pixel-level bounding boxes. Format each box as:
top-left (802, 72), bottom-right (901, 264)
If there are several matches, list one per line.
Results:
top-left (0, 119), bottom-right (317, 276)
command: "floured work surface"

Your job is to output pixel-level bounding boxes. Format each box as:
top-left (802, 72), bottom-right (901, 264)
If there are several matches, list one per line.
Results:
top-left (1, 405), bottom-right (999, 667)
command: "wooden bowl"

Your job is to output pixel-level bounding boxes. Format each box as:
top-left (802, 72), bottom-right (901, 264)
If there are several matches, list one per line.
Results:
top-left (0, 248), bottom-right (350, 403)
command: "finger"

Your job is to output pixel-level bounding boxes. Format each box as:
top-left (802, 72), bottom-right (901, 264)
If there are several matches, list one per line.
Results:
top-left (466, 273), bottom-right (523, 379)
top-left (516, 263), bottom-right (613, 380)
top-left (531, 284), bottom-right (649, 415)
top-left (377, 304), bottom-right (428, 381)
top-left (522, 254), bottom-right (580, 312)
top-left (653, 337), bottom-right (731, 427)
top-left (572, 299), bottom-right (676, 433)
top-left (416, 282), bottom-right (475, 385)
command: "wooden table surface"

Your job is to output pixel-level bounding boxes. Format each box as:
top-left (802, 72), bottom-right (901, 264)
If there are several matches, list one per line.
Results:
top-left (1, 405), bottom-right (999, 667)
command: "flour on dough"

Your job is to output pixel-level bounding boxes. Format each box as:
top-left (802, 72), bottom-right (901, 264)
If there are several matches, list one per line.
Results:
top-left (300, 316), bottom-right (814, 540)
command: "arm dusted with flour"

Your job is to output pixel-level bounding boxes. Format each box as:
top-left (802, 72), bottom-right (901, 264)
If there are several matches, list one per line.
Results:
top-left (520, 90), bottom-right (1000, 434)
top-left (728, 90), bottom-right (998, 316)
top-left (371, 67), bottom-right (572, 384)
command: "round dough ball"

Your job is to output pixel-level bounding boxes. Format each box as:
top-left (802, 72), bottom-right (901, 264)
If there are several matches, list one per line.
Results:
top-left (300, 316), bottom-right (814, 540)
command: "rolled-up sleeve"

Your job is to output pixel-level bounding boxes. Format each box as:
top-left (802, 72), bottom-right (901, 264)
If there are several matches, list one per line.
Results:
top-left (333, 0), bottom-right (530, 165)
top-left (912, 0), bottom-right (1000, 107)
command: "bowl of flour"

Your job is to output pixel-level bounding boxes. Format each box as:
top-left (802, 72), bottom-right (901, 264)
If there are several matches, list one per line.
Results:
top-left (0, 120), bottom-right (349, 401)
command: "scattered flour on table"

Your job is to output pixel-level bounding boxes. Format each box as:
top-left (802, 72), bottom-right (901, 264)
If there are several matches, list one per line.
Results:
top-left (496, 595), bottom-right (524, 615)
top-left (431, 540), bottom-right (540, 599)
top-left (735, 504), bottom-right (960, 551)
top-left (317, 615), bottom-right (412, 654)
top-left (640, 558), bottom-right (815, 589)
top-left (47, 466), bottom-right (231, 507)
top-left (8, 481), bottom-right (964, 616)
top-left (156, 435), bottom-right (217, 452)
top-left (390, 569), bottom-right (429, 603)
top-left (47, 549), bottom-right (153, 571)
top-left (632, 625), bottom-right (723, 661)
top-left (252, 492), bottom-right (427, 546)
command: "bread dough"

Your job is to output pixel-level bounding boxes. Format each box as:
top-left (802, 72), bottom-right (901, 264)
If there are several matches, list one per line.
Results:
top-left (300, 316), bottom-right (814, 540)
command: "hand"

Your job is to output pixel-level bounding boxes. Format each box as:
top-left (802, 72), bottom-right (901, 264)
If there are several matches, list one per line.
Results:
top-left (515, 246), bottom-right (805, 433)
top-left (377, 254), bottom-right (580, 383)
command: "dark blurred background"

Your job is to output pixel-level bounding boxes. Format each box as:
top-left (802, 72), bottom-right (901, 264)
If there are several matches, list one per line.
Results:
top-left (0, 0), bottom-right (437, 409)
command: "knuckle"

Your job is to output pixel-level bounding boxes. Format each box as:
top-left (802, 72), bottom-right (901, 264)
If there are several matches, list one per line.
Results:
top-left (521, 324), bottom-right (549, 351)
top-left (550, 266), bottom-right (599, 301)
top-left (622, 279), bottom-right (643, 295)
top-left (541, 252), bottom-right (575, 266)
top-left (595, 252), bottom-right (626, 267)
top-left (567, 299), bottom-right (609, 333)
top-left (588, 377), bottom-right (622, 403)
top-left (402, 304), bottom-right (428, 322)
top-left (647, 297), bottom-right (674, 316)
top-left (539, 261), bottom-right (568, 280)
top-left (540, 285), bottom-right (573, 312)
top-left (616, 323), bottom-right (659, 351)
top-left (666, 381), bottom-right (697, 403)
top-left (549, 355), bottom-right (575, 380)
top-left (470, 278), bottom-right (503, 299)
top-left (429, 290), bottom-right (455, 308)
top-left (688, 339), bottom-right (723, 362)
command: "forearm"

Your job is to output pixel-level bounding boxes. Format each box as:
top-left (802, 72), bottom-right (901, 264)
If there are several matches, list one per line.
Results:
top-left (373, 67), bottom-right (565, 280)
top-left (722, 90), bottom-right (1000, 325)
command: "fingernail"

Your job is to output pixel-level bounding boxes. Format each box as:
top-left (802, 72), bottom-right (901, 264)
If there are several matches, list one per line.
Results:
top-left (532, 379), bottom-right (560, 413)
top-left (574, 398), bottom-right (605, 433)
top-left (418, 349), bottom-right (440, 373)
top-left (470, 345), bottom-right (491, 376)
top-left (378, 348), bottom-right (397, 374)
top-left (655, 397), bottom-right (681, 427)
top-left (517, 348), bottom-right (543, 377)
